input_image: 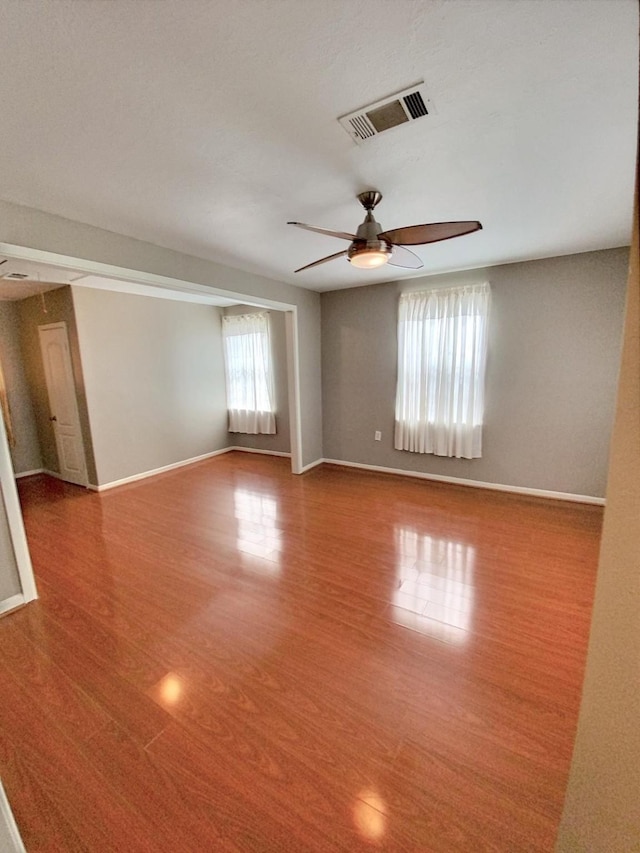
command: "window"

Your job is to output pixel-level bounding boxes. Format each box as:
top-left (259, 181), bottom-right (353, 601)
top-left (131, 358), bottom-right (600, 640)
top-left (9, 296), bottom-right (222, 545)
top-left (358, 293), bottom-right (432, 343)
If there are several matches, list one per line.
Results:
top-left (394, 283), bottom-right (490, 458)
top-left (222, 312), bottom-right (275, 434)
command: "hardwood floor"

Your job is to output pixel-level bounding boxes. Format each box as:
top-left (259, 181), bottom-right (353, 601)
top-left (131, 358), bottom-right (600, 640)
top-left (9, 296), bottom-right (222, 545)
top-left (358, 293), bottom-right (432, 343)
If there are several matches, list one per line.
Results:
top-left (1, 453), bottom-right (601, 851)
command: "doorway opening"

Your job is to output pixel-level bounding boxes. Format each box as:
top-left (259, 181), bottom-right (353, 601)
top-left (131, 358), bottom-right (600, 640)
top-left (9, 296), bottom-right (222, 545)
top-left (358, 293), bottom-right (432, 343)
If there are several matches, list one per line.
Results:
top-left (0, 245), bottom-right (305, 612)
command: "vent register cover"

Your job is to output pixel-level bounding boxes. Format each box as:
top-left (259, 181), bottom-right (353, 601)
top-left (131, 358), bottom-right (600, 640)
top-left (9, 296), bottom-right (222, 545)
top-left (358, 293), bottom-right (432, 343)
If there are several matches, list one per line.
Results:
top-left (0, 258), bottom-right (82, 285)
top-left (0, 259), bottom-right (29, 280)
top-left (338, 83), bottom-right (433, 144)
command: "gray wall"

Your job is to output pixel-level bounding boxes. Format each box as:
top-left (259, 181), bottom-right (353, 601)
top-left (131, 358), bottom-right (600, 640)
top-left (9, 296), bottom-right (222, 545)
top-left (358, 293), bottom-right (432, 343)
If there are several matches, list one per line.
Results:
top-left (0, 198), bottom-right (323, 468)
top-left (72, 286), bottom-right (228, 486)
top-left (223, 305), bottom-right (291, 454)
top-left (0, 488), bottom-right (21, 601)
top-left (18, 286), bottom-right (98, 484)
top-left (321, 248), bottom-right (629, 498)
top-left (0, 301), bottom-right (42, 474)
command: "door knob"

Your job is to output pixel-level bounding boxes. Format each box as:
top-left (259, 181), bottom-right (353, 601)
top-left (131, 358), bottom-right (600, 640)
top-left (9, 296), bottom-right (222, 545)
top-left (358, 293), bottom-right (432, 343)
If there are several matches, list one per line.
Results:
top-left (49, 415), bottom-right (57, 422)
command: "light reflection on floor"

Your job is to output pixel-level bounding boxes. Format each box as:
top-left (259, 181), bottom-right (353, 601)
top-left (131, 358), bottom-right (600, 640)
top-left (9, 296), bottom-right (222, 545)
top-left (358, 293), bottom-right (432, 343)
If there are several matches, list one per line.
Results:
top-left (392, 526), bottom-right (475, 643)
top-left (353, 789), bottom-right (387, 843)
top-left (233, 487), bottom-right (282, 573)
top-left (154, 672), bottom-right (184, 707)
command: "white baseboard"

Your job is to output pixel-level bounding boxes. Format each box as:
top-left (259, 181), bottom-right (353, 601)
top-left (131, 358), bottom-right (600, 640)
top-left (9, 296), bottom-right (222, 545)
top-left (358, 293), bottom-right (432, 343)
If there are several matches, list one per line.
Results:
top-left (322, 458), bottom-right (606, 505)
top-left (24, 452), bottom-right (604, 505)
top-left (0, 593), bottom-right (26, 617)
top-left (298, 457), bottom-right (324, 474)
top-left (89, 447), bottom-right (234, 492)
top-left (228, 446), bottom-right (291, 458)
top-left (14, 468), bottom-right (45, 479)
top-left (89, 446), bottom-right (294, 492)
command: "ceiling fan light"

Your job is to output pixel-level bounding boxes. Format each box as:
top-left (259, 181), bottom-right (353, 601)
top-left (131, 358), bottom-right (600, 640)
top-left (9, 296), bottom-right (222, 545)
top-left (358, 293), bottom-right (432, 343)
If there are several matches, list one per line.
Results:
top-left (348, 248), bottom-right (390, 269)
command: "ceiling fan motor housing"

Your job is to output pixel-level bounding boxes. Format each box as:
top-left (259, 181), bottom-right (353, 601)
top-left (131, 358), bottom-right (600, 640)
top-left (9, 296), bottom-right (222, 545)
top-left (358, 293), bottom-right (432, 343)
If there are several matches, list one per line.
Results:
top-left (348, 209), bottom-right (392, 263)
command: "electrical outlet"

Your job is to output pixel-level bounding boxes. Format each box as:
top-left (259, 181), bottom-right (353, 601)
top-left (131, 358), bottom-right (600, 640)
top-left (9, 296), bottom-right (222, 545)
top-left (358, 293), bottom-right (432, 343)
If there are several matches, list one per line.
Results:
top-left (374, 431), bottom-right (382, 441)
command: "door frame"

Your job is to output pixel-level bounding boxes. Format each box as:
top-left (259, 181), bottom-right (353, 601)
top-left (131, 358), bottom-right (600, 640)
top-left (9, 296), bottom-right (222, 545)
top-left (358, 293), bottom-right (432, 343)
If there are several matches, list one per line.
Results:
top-left (0, 240), bottom-right (305, 605)
top-left (0, 393), bottom-right (37, 605)
top-left (37, 321), bottom-right (89, 487)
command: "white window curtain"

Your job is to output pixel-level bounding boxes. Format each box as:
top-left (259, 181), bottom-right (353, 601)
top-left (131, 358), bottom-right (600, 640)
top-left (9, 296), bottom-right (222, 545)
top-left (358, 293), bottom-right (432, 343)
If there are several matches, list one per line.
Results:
top-left (394, 283), bottom-right (491, 459)
top-left (222, 312), bottom-right (276, 434)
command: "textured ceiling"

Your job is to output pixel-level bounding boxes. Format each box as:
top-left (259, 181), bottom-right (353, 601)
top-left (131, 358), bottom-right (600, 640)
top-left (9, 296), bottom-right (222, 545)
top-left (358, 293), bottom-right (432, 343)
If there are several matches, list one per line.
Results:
top-left (0, 259), bottom-right (241, 306)
top-left (0, 258), bottom-right (83, 300)
top-left (0, 0), bottom-right (637, 292)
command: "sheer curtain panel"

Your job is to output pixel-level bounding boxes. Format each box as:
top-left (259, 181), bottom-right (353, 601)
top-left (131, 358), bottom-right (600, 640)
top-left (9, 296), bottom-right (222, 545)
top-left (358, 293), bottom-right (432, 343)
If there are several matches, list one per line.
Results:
top-left (222, 312), bottom-right (276, 434)
top-left (395, 283), bottom-right (491, 459)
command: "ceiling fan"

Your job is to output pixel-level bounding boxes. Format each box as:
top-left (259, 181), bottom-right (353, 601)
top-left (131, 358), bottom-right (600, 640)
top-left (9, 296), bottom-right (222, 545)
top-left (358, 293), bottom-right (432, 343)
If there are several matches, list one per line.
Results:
top-left (288, 191), bottom-right (482, 273)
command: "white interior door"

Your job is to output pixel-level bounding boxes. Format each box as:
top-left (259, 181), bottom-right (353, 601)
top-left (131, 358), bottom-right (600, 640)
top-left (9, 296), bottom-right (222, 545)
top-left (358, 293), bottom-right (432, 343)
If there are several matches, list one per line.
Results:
top-left (38, 323), bottom-right (88, 487)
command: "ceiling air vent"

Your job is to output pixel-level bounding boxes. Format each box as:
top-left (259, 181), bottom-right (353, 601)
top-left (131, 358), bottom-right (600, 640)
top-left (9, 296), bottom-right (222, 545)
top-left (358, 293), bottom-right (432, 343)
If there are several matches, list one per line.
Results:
top-left (338, 82), bottom-right (434, 145)
top-left (3, 272), bottom-right (29, 280)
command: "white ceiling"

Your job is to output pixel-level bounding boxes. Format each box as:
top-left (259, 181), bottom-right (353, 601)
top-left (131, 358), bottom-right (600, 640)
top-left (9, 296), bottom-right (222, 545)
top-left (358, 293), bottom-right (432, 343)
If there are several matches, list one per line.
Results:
top-left (0, 258), bottom-right (84, 300)
top-left (0, 258), bottom-right (242, 306)
top-left (0, 0), bottom-right (636, 292)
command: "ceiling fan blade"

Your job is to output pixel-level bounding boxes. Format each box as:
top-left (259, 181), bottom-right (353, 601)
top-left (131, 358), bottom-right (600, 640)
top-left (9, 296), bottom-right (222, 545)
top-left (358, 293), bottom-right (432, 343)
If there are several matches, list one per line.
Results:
top-left (380, 221), bottom-right (482, 246)
top-left (287, 222), bottom-right (356, 242)
top-left (294, 250), bottom-right (348, 273)
top-left (387, 245), bottom-right (424, 270)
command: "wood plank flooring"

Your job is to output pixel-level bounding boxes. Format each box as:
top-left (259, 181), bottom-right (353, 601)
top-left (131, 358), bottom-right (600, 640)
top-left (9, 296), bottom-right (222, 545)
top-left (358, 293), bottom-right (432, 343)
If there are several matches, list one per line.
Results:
top-left (1, 453), bottom-right (601, 851)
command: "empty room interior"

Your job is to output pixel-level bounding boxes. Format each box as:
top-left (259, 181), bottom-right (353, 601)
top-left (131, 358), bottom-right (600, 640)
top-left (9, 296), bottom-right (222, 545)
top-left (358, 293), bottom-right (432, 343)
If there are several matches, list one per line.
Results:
top-left (0, 1), bottom-right (638, 851)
